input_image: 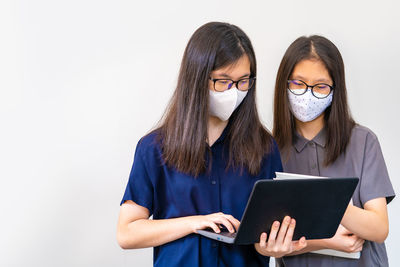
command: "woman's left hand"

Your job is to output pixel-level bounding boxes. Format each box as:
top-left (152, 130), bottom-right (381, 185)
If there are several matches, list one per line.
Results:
top-left (254, 216), bottom-right (307, 258)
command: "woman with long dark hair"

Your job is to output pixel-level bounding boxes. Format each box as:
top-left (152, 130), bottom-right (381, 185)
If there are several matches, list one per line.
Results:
top-left (117, 22), bottom-right (306, 266)
top-left (273, 35), bottom-right (395, 266)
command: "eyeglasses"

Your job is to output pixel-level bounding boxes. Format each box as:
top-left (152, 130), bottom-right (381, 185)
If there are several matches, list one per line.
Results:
top-left (210, 77), bottom-right (256, 92)
top-left (288, 79), bottom-right (333, 99)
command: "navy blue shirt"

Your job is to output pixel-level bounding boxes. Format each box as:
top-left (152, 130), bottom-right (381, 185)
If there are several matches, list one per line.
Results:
top-left (121, 128), bottom-right (283, 267)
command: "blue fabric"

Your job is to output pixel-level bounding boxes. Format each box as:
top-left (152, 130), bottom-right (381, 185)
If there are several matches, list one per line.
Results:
top-left (120, 127), bottom-right (283, 267)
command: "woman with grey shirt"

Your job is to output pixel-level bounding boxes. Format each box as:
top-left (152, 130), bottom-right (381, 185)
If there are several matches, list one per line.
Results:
top-left (272, 35), bottom-right (395, 266)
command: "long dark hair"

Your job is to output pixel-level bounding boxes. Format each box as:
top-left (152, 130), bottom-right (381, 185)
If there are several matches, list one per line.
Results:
top-left (273, 35), bottom-right (355, 165)
top-left (157, 22), bottom-right (272, 177)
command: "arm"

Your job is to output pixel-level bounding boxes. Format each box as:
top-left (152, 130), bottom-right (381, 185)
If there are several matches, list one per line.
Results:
top-left (284, 240), bottom-right (327, 255)
top-left (285, 224), bottom-right (365, 256)
top-left (283, 198), bottom-right (387, 256)
top-left (341, 197), bottom-right (388, 243)
top-left (117, 200), bottom-right (240, 249)
top-left (341, 131), bottom-right (393, 244)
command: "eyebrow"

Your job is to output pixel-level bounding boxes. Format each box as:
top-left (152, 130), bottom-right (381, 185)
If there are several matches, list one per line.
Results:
top-left (213, 73), bottom-right (251, 79)
top-left (291, 75), bottom-right (331, 84)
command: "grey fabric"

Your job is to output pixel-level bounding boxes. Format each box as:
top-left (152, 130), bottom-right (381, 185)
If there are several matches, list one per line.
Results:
top-left (278, 125), bottom-right (395, 267)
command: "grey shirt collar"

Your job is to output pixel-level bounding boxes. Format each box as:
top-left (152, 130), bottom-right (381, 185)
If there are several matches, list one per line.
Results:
top-left (294, 127), bottom-right (327, 152)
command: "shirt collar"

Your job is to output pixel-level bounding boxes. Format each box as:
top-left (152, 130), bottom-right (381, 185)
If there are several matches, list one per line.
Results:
top-left (294, 127), bottom-right (327, 152)
top-left (213, 123), bottom-right (229, 145)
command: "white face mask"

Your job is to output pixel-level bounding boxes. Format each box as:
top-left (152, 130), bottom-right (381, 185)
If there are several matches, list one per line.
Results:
top-left (287, 89), bottom-right (333, 122)
top-left (209, 88), bottom-right (248, 121)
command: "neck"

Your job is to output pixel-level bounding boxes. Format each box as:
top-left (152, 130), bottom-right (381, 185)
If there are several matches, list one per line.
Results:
top-left (295, 113), bottom-right (325, 140)
top-left (208, 116), bottom-right (228, 146)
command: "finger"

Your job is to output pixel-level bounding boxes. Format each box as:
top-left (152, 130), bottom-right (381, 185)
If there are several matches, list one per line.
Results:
top-left (348, 234), bottom-right (359, 243)
top-left (276, 216), bottom-right (291, 244)
top-left (283, 218), bottom-right (296, 248)
top-left (336, 224), bottom-right (345, 233)
top-left (267, 221), bottom-right (280, 248)
top-left (346, 236), bottom-right (362, 252)
top-left (214, 216), bottom-right (235, 233)
top-left (338, 224), bottom-right (352, 235)
top-left (223, 214), bottom-right (240, 232)
top-left (292, 237), bottom-right (307, 251)
top-left (206, 222), bottom-right (221, 233)
top-left (354, 241), bottom-right (364, 252)
top-left (354, 237), bottom-right (364, 244)
top-left (354, 246), bottom-right (363, 252)
top-left (354, 244), bottom-right (363, 252)
top-left (352, 240), bottom-right (363, 252)
top-left (353, 238), bottom-right (365, 251)
top-left (259, 232), bottom-right (267, 249)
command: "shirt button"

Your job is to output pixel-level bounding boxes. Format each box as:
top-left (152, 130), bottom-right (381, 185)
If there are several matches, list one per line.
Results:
top-left (212, 243), bottom-right (217, 247)
top-left (311, 164), bottom-right (317, 169)
top-left (211, 180), bottom-right (217, 185)
top-left (309, 142), bottom-right (315, 147)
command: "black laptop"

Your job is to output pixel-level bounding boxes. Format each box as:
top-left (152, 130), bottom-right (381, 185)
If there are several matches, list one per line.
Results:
top-left (197, 177), bottom-right (359, 245)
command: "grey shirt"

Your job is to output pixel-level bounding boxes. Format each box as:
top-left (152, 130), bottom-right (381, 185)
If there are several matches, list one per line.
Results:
top-left (278, 125), bottom-right (395, 267)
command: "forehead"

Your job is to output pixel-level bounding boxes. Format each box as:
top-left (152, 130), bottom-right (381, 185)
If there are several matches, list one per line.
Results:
top-left (211, 55), bottom-right (251, 78)
top-left (291, 59), bottom-right (332, 82)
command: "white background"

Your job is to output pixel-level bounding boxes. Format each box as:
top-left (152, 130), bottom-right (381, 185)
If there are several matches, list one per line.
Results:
top-left (0, 0), bottom-right (399, 266)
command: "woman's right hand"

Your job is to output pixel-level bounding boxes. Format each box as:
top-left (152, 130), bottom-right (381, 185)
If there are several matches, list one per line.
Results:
top-left (323, 224), bottom-right (365, 253)
top-left (190, 212), bottom-right (240, 234)
top-left (118, 202), bottom-right (240, 249)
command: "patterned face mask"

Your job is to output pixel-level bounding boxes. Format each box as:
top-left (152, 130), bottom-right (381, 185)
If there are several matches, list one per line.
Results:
top-left (287, 88), bottom-right (333, 122)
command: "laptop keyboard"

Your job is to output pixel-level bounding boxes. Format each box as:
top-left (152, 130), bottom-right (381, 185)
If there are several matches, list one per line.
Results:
top-left (218, 231), bottom-right (237, 238)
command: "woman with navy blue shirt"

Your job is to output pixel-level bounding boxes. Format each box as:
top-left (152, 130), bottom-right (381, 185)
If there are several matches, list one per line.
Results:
top-left (117, 22), bottom-right (307, 266)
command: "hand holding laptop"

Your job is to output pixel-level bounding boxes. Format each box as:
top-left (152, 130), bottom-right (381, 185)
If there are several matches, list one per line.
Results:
top-left (197, 213), bottom-right (307, 258)
top-left (254, 216), bottom-right (307, 258)
top-left (322, 224), bottom-right (364, 253)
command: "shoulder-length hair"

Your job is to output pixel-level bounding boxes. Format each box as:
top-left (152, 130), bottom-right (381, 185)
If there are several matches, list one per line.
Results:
top-left (157, 22), bottom-right (272, 177)
top-left (273, 35), bottom-right (355, 165)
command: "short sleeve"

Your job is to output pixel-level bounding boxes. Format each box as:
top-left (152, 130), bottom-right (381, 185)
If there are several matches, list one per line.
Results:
top-left (120, 139), bottom-right (154, 215)
top-left (360, 132), bottom-right (395, 206)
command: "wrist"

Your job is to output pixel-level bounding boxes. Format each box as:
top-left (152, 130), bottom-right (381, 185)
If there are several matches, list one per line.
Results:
top-left (318, 238), bottom-right (333, 249)
top-left (187, 215), bottom-right (202, 234)
top-left (304, 239), bottom-right (329, 251)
